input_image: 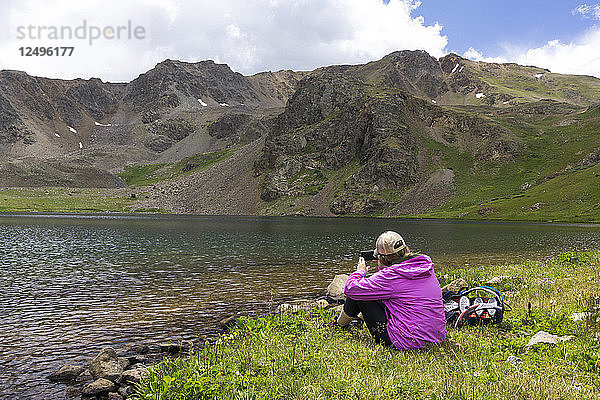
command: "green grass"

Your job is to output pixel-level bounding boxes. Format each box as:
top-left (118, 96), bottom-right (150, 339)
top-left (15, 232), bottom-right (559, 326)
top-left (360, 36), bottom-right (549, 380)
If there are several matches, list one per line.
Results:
top-left (118, 149), bottom-right (236, 186)
top-left (0, 187), bottom-right (136, 213)
top-left (405, 103), bottom-right (600, 223)
top-left (465, 62), bottom-right (600, 105)
top-left (135, 251), bottom-right (600, 400)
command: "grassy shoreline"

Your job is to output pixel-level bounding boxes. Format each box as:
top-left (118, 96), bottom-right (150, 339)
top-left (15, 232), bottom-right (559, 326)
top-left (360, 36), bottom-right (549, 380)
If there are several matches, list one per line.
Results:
top-left (133, 251), bottom-right (600, 400)
top-left (1, 194), bottom-right (600, 225)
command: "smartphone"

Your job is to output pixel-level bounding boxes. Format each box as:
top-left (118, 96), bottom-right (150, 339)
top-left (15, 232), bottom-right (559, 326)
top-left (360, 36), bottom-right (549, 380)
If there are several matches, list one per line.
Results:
top-left (360, 250), bottom-right (376, 261)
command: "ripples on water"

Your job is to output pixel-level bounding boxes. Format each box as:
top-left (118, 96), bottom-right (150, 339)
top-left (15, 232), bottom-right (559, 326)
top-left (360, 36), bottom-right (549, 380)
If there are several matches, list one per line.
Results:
top-left (1, 214), bottom-right (600, 399)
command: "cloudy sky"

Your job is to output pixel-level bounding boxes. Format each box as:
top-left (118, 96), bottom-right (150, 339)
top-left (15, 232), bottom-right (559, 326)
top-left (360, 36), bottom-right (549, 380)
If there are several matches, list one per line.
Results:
top-left (0, 0), bottom-right (599, 82)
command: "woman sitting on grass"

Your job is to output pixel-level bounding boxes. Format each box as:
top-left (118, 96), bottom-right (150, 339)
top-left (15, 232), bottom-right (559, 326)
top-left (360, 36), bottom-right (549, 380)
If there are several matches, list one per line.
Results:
top-left (337, 231), bottom-right (446, 350)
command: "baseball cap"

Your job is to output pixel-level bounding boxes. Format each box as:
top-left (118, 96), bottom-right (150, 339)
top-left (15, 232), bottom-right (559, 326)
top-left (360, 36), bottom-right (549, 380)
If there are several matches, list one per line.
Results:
top-left (374, 231), bottom-right (406, 256)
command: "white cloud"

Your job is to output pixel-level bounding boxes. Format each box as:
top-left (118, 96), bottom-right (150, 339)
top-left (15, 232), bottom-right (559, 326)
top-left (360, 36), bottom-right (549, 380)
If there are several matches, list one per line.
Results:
top-left (464, 28), bottom-right (600, 78)
top-left (463, 47), bottom-right (507, 63)
top-left (0, 0), bottom-right (448, 82)
top-left (573, 3), bottom-right (600, 20)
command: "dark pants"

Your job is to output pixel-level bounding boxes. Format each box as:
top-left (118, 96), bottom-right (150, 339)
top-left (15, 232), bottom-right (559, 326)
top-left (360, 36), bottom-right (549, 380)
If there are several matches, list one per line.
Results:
top-left (344, 297), bottom-right (393, 347)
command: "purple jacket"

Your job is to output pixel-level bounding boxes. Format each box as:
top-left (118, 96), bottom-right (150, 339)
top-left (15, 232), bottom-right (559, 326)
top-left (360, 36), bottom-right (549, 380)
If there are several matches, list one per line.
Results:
top-left (344, 254), bottom-right (446, 350)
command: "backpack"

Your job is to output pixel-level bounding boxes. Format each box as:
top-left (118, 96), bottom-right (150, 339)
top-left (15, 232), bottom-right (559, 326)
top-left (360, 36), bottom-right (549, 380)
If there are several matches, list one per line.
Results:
top-left (443, 286), bottom-right (509, 328)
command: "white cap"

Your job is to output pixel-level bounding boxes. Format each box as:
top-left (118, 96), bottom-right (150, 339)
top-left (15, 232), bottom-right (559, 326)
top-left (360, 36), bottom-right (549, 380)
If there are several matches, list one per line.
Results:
top-left (374, 231), bottom-right (406, 256)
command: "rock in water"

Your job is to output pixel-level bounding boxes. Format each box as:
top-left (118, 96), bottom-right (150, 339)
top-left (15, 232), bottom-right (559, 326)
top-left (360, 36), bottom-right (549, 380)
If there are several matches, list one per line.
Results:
top-left (90, 348), bottom-right (125, 382)
top-left (326, 274), bottom-right (349, 302)
top-left (81, 378), bottom-right (116, 396)
top-left (108, 392), bottom-right (124, 400)
top-left (48, 364), bottom-right (84, 382)
top-left (527, 331), bottom-right (575, 347)
top-left (76, 369), bottom-right (94, 383)
top-left (122, 366), bottom-right (149, 384)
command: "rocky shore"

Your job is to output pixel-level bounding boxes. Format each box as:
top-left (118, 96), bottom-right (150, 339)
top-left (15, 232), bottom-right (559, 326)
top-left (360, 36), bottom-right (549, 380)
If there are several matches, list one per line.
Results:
top-left (47, 275), bottom-right (349, 399)
top-left (48, 342), bottom-right (193, 399)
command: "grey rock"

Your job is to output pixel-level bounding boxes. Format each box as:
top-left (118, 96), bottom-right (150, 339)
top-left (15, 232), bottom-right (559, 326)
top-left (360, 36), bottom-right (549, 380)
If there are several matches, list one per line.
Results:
top-left (118, 384), bottom-right (135, 398)
top-left (76, 369), bottom-right (93, 383)
top-left (159, 342), bottom-right (182, 353)
top-left (441, 278), bottom-right (469, 293)
top-left (277, 299), bottom-right (320, 314)
top-left (316, 299), bottom-right (330, 308)
top-left (90, 348), bottom-right (125, 382)
top-left (486, 275), bottom-right (512, 285)
top-left (147, 344), bottom-right (161, 354)
top-left (118, 357), bottom-right (130, 370)
top-left (506, 355), bottom-right (523, 365)
top-left (127, 343), bottom-right (150, 355)
top-left (65, 386), bottom-right (81, 398)
top-left (326, 274), bottom-right (349, 302)
top-left (571, 312), bottom-right (589, 322)
top-left (81, 378), bottom-right (116, 396)
top-left (48, 364), bottom-right (84, 382)
top-left (122, 366), bottom-right (149, 383)
top-left (527, 331), bottom-right (575, 347)
top-left (109, 392), bottom-right (124, 400)
top-left (218, 315), bottom-right (238, 332)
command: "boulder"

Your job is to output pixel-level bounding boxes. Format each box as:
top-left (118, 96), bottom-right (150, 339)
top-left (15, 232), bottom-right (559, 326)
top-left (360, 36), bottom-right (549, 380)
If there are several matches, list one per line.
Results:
top-left (486, 275), bottom-right (513, 285)
top-left (527, 331), bottom-right (575, 347)
top-left (326, 274), bottom-right (349, 302)
top-left (218, 315), bottom-right (238, 332)
top-left (441, 278), bottom-right (468, 294)
top-left (277, 299), bottom-right (320, 314)
top-left (76, 369), bottom-right (94, 383)
top-left (505, 355), bottom-right (523, 365)
top-left (81, 378), bottom-right (116, 396)
top-left (316, 299), bottom-right (330, 308)
top-left (108, 392), bottom-right (124, 400)
top-left (127, 343), bottom-right (150, 355)
top-left (48, 364), bottom-right (84, 382)
top-left (118, 384), bottom-right (135, 398)
top-left (571, 312), bottom-right (589, 322)
top-left (122, 366), bottom-right (149, 384)
top-left (65, 386), bottom-right (82, 398)
top-left (90, 348), bottom-right (125, 382)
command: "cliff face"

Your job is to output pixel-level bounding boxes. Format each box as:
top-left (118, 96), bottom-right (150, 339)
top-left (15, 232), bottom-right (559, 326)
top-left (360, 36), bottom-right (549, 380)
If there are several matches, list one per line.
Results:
top-left (0, 61), bottom-right (304, 187)
top-left (254, 52), bottom-right (526, 214)
top-left (2, 50), bottom-right (600, 218)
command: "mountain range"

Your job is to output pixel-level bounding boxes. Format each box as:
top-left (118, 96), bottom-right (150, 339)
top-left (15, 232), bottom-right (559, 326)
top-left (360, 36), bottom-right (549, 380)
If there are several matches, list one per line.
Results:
top-left (1, 50), bottom-right (599, 221)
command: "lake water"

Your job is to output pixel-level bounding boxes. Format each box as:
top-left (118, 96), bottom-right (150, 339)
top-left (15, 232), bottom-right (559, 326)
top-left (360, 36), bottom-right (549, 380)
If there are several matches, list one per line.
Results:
top-left (2, 214), bottom-right (600, 399)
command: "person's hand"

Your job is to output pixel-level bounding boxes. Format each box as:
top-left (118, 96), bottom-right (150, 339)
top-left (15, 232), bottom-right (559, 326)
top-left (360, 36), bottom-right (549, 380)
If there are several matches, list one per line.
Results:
top-left (357, 257), bottom-right (368, 273)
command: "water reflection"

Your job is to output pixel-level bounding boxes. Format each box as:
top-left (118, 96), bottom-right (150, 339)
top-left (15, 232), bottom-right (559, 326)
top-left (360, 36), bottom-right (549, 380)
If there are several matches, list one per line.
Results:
top-left (1, 214), bottom-right (599, 398)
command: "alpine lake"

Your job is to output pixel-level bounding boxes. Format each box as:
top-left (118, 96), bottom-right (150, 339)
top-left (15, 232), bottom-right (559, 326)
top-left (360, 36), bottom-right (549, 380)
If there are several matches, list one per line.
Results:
top-left (2, 214), bottom-right (600, 398)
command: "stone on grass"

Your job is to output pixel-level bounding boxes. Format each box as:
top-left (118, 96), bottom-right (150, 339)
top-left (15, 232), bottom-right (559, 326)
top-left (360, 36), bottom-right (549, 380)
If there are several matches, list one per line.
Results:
top-left (81, 378), bottom-right (116, 396)
top-left (441, 278), bottom-right (468, 293)
top-left (486, 275), bottom-right (513, 285)
top-left (90, 348), bottom-right (125, 382)
top-left (527, 331), bottom-right (575, 347)
top-left (571, 312), bottom-right (589, 322)
top-left (316, 299), bottom-right (330, 308)
top-left (332, 304), bottom-right (343, 314)
top-left (506, 355), bottom-right (523, 365)
top-left (48, 364), bottom-right (84, 382)
top-left (326, 274), bottom-right (349, 302)
top-left (277, 299), bottom-right (320, 314)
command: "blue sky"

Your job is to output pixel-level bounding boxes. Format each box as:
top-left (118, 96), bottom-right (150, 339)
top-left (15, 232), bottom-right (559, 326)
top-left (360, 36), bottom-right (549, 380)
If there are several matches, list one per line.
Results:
top-left (1, 0), bottom-right (599, 81)
top-left (411, 0), bottom-right (597, 57)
